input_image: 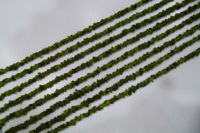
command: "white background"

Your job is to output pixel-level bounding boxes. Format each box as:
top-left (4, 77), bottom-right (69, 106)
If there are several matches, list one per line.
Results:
top-left (0, 0), bottom-right (200, 133)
